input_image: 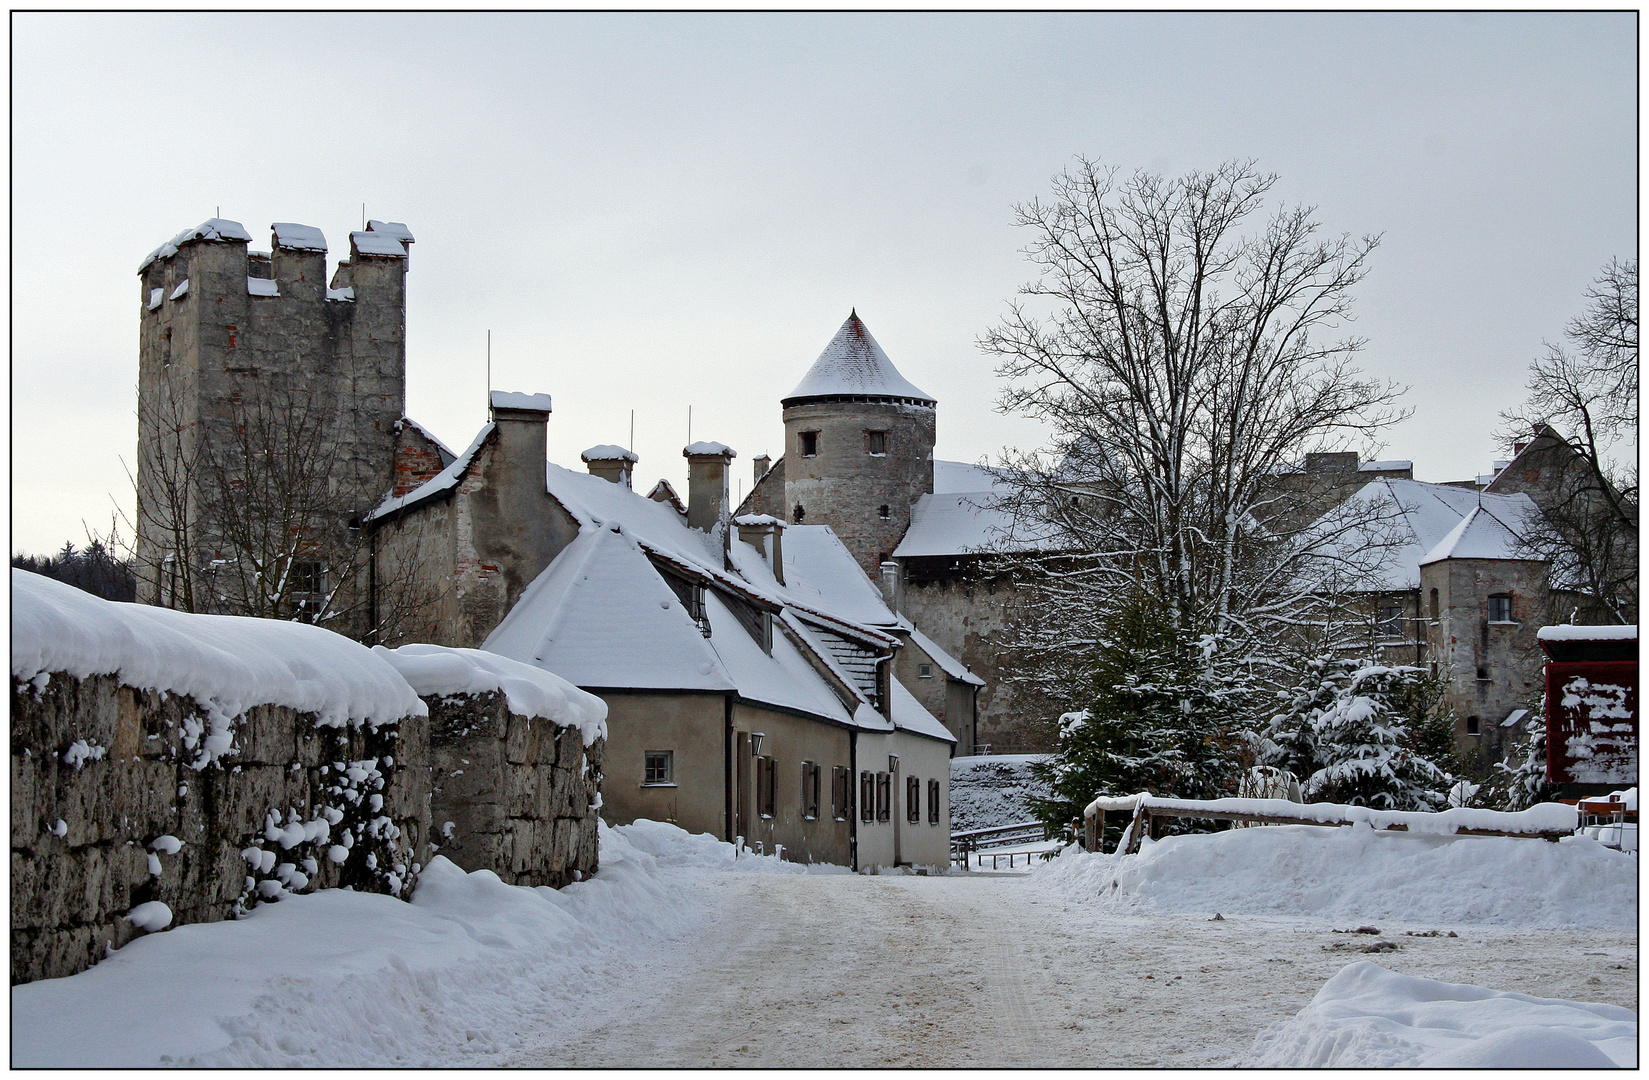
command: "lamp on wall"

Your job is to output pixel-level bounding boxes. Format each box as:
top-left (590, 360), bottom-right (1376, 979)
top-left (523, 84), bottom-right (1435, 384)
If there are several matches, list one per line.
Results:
top-left (751, 733), bottom-right (765, 756)
top-left (888, 754), bottom-right (899, 773)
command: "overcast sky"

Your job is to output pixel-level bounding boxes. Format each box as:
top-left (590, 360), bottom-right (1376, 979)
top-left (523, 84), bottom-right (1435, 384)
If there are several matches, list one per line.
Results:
top-left (11, 11), bottom-right (1637, 556)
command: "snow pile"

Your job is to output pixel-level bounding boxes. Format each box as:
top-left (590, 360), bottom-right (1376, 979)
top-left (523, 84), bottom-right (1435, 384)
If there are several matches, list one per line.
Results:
top-left (1243, 961), bottom-right (1636, 1067)
top-left (374, 644), bottom-right (608, 745)
top-left (1036, 823), bottom-right (1637, 929)
top-left (490, 390), bottom-right (551, 412)
top-left (11, 821), bottom-right (803, 1067)
top-left (11, 570), bottom-right (425, 738)
top-left (949, 754), bottom-right (1050, 831)
top-left (271, 222), bottom-right (327, 251)
top-left (1083, 793), bottom-right (1578, 836)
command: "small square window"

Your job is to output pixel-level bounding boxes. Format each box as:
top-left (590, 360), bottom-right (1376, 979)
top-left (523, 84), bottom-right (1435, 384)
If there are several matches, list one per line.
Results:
top-left (644, 750), bottom-right (673, 785)
top-left (799, 431), bottom-right (818, 457)
top-left (289, 559), bottom-right (326, 596)
top-left (877, 504), bottom-right (891, 520)
top-left (1488, 594), bottom-right (1513, 623)
top-left (918, 663), bottom-right (934, 679)
top-left (867, 431), bottom-right (887, 456)
top-left (1466, 716), bottom-right (1481, 736)
top-left (1377, 606), bottom-right (1404, 639)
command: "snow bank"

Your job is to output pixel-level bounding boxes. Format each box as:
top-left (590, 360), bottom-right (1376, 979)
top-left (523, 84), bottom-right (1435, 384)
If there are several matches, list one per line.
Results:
top-left (10, 821), bottom-right (802, 1067)
top-left (1036, 823), bottom-right (1637, 929)
top-left (11, 570), bottom-right (425, 735)
top-left (374, 644), bottom-right (608, 745)
top-left (1243, 961), bottom-right (1636, 1067)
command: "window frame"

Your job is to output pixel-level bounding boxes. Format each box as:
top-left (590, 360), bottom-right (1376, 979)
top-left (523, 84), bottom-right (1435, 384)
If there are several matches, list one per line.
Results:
top-left (906, 775), bottom-right (921, 823)
top-left (756, 754), bottom-right (777, 818)
top-left (801, 761), bottom-right (821, 820)
top-left (799, 430), bottom-right (819, 458)
top-left (643, 749), bottom-right (675, 787)
top-left (876, 772), bottom-right (891, 822)
top-left (917, 663), bottom-right (933, 679)
top-left (1376, 604), bottom-right (1404, 640)
top-left (866, 430), bottom-right (887, 456)
top-left (1487, 593), bottom-right (1514, 623)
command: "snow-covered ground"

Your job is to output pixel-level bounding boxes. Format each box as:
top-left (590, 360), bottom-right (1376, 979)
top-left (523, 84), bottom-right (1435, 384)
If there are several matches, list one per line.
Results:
top-left (12, 820), bottom-right (1637, 1067)
top-left (949, 753), bottom-right (1049, 831)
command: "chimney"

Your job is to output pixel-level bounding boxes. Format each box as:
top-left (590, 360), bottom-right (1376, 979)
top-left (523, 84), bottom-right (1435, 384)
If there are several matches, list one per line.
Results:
top-left (735, 515), bottom-right (785, 585)
top-left (683, 442), bottom-right (736, 533)
top-left (754, 455), bottom-right (772, 484)
top-left (581, 444), bottom-right (638, 488)
top-left (481, 390), bottom-right (556, 597)
top-left (880, 560), bottom-right (900, 611)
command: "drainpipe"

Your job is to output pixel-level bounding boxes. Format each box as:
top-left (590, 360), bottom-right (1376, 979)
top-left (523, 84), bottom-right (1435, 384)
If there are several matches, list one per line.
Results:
top-left (848, 729), bottom-right (859, 873)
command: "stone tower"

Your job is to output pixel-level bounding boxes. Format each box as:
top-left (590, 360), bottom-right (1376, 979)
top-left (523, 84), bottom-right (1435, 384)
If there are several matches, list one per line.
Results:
top-left (782, 312), bottom-right (936, 577)
top-left (134, 217), bottom-right (412, 632)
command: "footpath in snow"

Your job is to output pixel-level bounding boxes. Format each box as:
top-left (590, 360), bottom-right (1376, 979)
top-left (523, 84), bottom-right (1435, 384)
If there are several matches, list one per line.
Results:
top-left (12, 819), bottom-right (1638, 1067)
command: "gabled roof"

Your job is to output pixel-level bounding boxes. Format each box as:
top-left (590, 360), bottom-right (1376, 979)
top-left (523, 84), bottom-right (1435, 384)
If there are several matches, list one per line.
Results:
top-left (1419, 505), bottom-right (1539, 565)
top-left (783, 312), bottom-right (934, 405)
top-left (1311, 478), bottom-right (1542, 590)
top-left (483, 523), bottom-right (735, 693)
top-left (728, 525), bottom-right (898, 629)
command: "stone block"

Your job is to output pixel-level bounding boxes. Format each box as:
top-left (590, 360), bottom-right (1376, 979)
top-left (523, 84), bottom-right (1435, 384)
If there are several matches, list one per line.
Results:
top-left (504, 715), bottom-right (532, 765)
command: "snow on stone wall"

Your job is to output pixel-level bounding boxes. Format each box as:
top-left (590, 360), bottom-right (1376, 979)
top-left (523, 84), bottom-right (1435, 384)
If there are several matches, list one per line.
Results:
top-left (949, 754), bottom-right (1050, 832)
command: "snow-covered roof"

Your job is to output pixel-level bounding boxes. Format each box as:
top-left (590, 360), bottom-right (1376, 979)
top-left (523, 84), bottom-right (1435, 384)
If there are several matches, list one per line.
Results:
top-left (247, 277), bottom-right (280, 297)
top-left (1418, 505), bottom-right (1538, 565)
top-left (1537, 624), bottom-right (1637, 642)
top-left (933, 459), bottom-right (1013, 494)
top-left (783, 312), bottom-right (935, 404)
top-left (706, 593), bottom-right (855, 724)
top-left (271, 223), bottom-right (327, 252)
top-left (490, 390), bottom-right (552, 413)
top-left (484, 523), bottom-right (736, 693)
top-left (906, 624), bottom-right (984, 686)
top-left (11, 570), bottom-right (425, 743)
top-left (1314, 479), bottom-right (1541, 590)
top-left (366, 220), bottom-right (415, 243)
top-left (139, 218), bottom-right (253, 272)
top-left (889, 679), bottom-right (957, 744)
top-left (893, 491), bottom-right (1055, 558)
top-left (398, 416), bottom-right (456, 465)
top-left (364, 423), bottom-right (494, 523)
top-left (581, 445), bottom-right (638, 463)
top-left (683, 441), bottom-right (735, 458)
top-left (351, 230), bottom-right (407, 258)
top-left (1359, 460), bottom-right (1413, 472)
top-left (373, 643), bottom-right (607, 745)
top-left (728, 524), bottom-right (897, 626)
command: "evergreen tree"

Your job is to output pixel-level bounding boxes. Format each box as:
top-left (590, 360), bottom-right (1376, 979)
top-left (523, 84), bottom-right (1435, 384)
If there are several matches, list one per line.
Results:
top-left (1260, 660), bottom-right (1452, 811)
top-left (1486, 704), bottom-right (1555, 811)
top-left (1027, 591), bottom-right (1247, 843)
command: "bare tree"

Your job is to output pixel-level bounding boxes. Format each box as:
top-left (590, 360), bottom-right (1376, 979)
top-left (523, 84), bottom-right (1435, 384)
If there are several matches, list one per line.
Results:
top-left (123, 376), bottom-right (437, 643)
top-left (981, 159), bottom-right (1409, 682)
top-left (1502, 258), bottom-right (1638, 623)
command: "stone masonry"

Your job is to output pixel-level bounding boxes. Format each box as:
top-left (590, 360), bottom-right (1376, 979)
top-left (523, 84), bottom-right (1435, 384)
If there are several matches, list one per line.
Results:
top-left (11, 671), bottom-right (429, 984)
top-left (425, 689), bottom-right (603, 889)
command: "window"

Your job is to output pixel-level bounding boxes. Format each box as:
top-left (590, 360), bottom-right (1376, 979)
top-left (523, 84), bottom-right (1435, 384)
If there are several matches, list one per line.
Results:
top-left (289, 559), bottom-right (325, 596)
top-left (876, 772), bottom-right (891, 822)
top-left (928, 779), bottom-right (940, 825)
top-left (1476, 665), bottom-right (1490, 681)
top-left (832, 766), bottom-right (852, 821)
top-left (643, 750), bottom-right (674, 786)
top-left (918, 663), bottom-right (933, 679)
top-left (1429, 588), bottom-right (1440, 621)
top-left (867, 430), bottom-right (887, 456)
top-left (799, 431), bottom-right (818, 457)
top-left (1466, 716), bottom-right (1481, 736)
top-left (877, 505), bottom-right (890, 520)
top-left (860, 771), bottom-right (875, 823)
top-left (1377, 606), bottom-right (1404, 639)
top-left (793, 504), bottom-right (806, 524)
top-left (1488, 594), bottom-right (1513, 623)
top-left (756, 755), bottom-right (777, 818)
top-left (906, 776), bottom-right (921, 823)
top-left (801, 762), bottom-right (821, 820)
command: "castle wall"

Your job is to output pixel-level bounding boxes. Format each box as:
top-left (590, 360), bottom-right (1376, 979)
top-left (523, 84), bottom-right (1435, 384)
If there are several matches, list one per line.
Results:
top-left (11, 672), bottom-right (429, 985)
top-left (425, 688), bottom-right (602, 889)
top-left (783, 399), bottom-right (934, 577)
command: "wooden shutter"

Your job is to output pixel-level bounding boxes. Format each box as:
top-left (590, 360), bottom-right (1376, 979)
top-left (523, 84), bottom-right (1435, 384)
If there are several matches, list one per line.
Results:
top-left (928, 778), bottom-right (940, 824)
top-left (876, 772), bottom-right (890, 822)
top-left (861, 771), bottom-right (874, 823)
top-left (906, 775), bottom-right (920, 822)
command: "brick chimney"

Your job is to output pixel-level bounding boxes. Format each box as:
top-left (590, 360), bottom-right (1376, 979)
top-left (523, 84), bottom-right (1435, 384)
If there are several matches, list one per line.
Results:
top-left (683, 441), bottom-right (736, 533)
top-left (735, 515), bottom-right (785, 585)
top-left (754, 455), bottom-right (772, 484)
top-left (581, 444), bottom-right (638, 488)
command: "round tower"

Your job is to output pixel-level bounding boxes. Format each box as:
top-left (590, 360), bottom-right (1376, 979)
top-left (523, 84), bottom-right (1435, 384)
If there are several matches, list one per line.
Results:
top-left (782, 311), bottom-right (935, 577)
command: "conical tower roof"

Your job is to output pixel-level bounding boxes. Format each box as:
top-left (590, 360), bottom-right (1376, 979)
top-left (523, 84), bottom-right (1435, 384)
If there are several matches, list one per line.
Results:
top-left (782, 311), bottom-right (935, 406)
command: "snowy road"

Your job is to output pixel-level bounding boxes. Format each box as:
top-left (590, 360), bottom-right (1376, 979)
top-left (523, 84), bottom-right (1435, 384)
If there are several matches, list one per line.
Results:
top-left (495, 869), bottom-right (1638, 1068)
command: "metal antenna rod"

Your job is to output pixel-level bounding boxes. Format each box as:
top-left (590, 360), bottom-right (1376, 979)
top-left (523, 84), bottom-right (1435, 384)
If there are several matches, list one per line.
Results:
top-left (687, 405), bottom-right (692, 446)
top-left (630, 409), bottom-right (635, 452)
top-left (487, 330), bottom-right (492, 416)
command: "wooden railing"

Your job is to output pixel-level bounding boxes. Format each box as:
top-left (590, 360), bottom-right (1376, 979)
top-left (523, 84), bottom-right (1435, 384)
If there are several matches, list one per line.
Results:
top-left (950, 820), bottom-right (1057, 867)
top-left (1081, 794), bottom-right (1579, 855)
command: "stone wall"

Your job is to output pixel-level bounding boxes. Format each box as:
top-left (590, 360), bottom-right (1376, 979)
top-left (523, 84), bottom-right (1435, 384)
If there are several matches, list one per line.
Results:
top-left (11, 672), bottom-right (429, 985)
top-left (426, 689), bottom-right (602, 889)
